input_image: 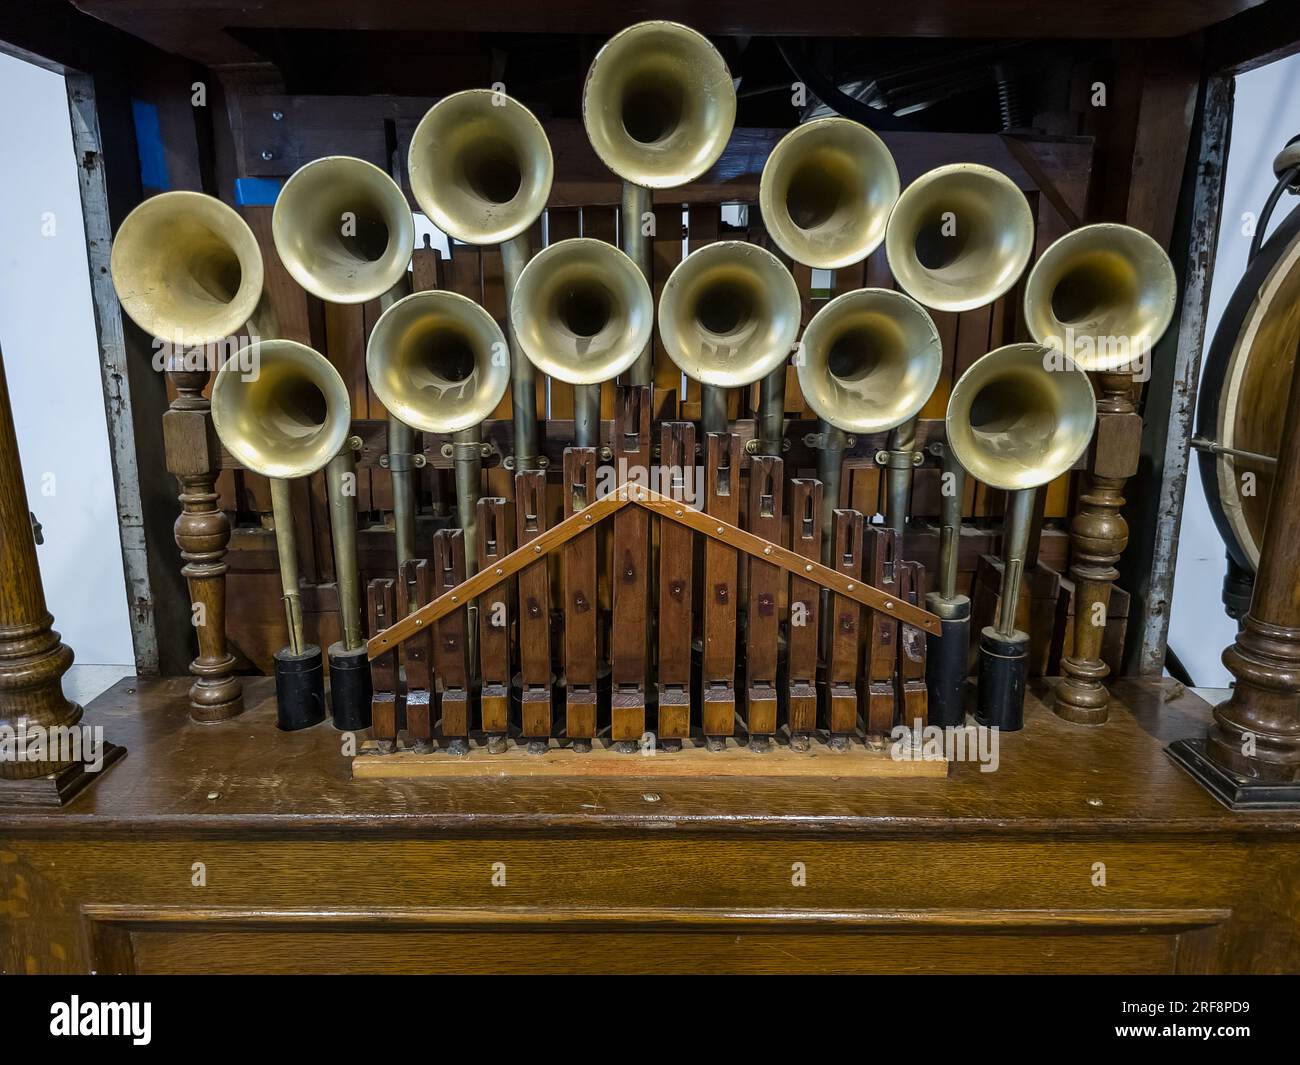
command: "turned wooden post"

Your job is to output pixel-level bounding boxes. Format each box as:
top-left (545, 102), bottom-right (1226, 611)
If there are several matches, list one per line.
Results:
top-left (0, 347), bottom-right (83, 777)
top-left (1203, 351), bottom-right (1300, 783)
top-left (162, 362), bottom-right (242, 721)
top-left (1053, 371), bottom-right (1139, 724)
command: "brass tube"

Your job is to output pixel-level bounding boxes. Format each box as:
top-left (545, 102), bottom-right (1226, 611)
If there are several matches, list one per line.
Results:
top-left (502, 234), bottom-right (539, 470)
top-left (452, 427), bottom-right (482, 573)
top-left (621, 181), bottom-right (654, 387)
top-left (701, 385), bottom-right (729, 437)
top-left (326, 441), bottom-right (363, 651)
top-left (574, 383), bottom-right (601, 448)
top-left (270, 477), bottom-right (305, 655)
top-left (387, 418), bottom-right (417, 569)
top-left (816, 421), bottom-right (847, 564)
top-left (996, 488), bottom-right (1035, 637)
top-left (937, 443), bottom-right (966, 602)
top-left (758, 366), bottom-right (786, 456)
top-left (885, 416), bottom-right (918, 541)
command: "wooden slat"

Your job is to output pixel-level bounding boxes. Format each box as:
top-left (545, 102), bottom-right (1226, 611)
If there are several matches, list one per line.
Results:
top-left (899, 560), bottom-right (928, 729)
top-left (367, 578), bottom-right (398, 746)
top-left (786, 479), bottom-right (823, 737)
top-left (432, 530), bottom-right (470, 740)
top-left (609, 387), bottom-right (651, 742)
top-left (562, 448), bottom-right (598, 742)
top-left (827, 510), bottom-right (865, 737)
top-left (476, 497), bottom-right (512, 737)
top-left (865, 527), bottom-right (901, 737)
top-left (701, 433), bottom-right (741, 738)
top-left (745, 455), bottom-right (783, 738)
top-left (656, 422), bottom-right (695, 740)
top-left (515, 470), bottom-right (552, 740)
top-left (400, 558), bottom-right (433, 747)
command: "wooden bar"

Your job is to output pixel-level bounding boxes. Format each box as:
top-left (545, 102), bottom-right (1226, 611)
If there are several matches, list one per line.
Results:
top-left (827, 510), bottom-right (865, 742)
top-left (367, 578), bottom-right (398, 751)
top-left (656, 422), bottom-right (695, 743)
top-left (865, 527), bottom-right (902, 738)
top-left (898, 560), bottom-right (929, 730)
top-left (400, 559), bottom-right (434, 750)
top-left (476, 498), bottom-right (513, 744)
top-left (562, 448), bottom-right (599, 746)
top-left (515, 471), bottom-right (552, 743)
top-left (431, 531), bottom-right (470, 745)
top-left (786, 479), bottom-right (823, 744)
top-left (702, 433), bottom-right (741, 742)
top-left (745, 455), bottom-right (783, 742)
top-left (610, 386), bottom-right (651, 745)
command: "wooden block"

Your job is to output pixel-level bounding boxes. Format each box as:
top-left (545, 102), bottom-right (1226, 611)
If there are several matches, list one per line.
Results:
top-left (786, 479), bottom-right (822, 736)
top-left (563, 449), bottom-right (598, 740)
top-left (656, 423), bottom-right (695, 739)
top-left (864, 526), bottom-right (900, 736)
top-left (476, 497), bottom-right (513, 735)
top-left (514, 471), bottom-right (551, 739)
top-left (702, 433), bottom-right (741, 737)
top-left (746, 455), bottom-right (783, 737)
top-left (827, 510), bottom-right (865, 736)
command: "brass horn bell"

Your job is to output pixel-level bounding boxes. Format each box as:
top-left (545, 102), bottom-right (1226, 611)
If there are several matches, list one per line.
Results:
top-left (797, 288), bottom-right (943, 436)
top-left (583, 20), bottom-right (736, 188)
top-left (408, 89), bottom-right (554, 246)
top-left (366, 290), bottom-right (511, 435)
top-left (945, 342), bottom-right (1096, 492)
top-left (510, 238), bottom-right (654, 385)
top-left (110, 190), bottom-right (264, 347)
top-left (272, 156), bottom-right (415, 305)
top-left (1023, 223), bottom-right (1177, 372)
top-left (658, 241), bottom-right (802, 388)
top-left (885, 163), bottom-right (1035, 313)
top-left (760, 117), bottom-right (900, 269)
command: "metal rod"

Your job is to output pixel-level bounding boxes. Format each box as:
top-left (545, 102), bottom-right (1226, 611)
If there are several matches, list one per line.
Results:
top-left (325, 440), bottom-right (364, 650)
top-left (996, 488), bottom-right (1036, 637)
top-left (621, 180), bottom-right (654, 387)
top-left (884, 417), bottom-right (917, 541)
top-left (701, 385), bottom-right (729, 437)
top-left (937, 442), bottom-right (966, 602)
top-left (269, 477), bottom-right (305, 655)
top-left (502, 234), bottom-right (540, 471)
top-left (758, 365), bottom-right (786, 456)
top-left (452, 426), bottom-right (482, 573)
top-left (1190, 436), bottom-right (1278, 466)
top-left (816, 421), bottom-right (847, 564)
top-left (573, 383), bottom-right (601, 448)
top-left (387, 418), bottom-right (417, 570)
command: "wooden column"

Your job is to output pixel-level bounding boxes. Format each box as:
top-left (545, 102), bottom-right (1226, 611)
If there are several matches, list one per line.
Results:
top-left (163, 362), bottom-right (242, 721)
top-left (1053, 372), bottom-right (1139, 724)
top-left (0, 348), bottom-right (83, 778)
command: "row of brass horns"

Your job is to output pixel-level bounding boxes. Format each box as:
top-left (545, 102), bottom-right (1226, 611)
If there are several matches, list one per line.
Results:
top-left (885, 162), bottom-right (1036, 313)
top-left (583, 20), bottom-right (736, 189)
top-left (658, 241), bottom-right (802, 388)
top-left (273, 156), bottom-right (415, 305)
top-left (760, 117), bottom-right (900, 269)
top-left (211, 339), bottom-right (352, 481)
top-left (366, 290), bottom-right (511, 434)
top-left (797, 289), bottom-right (943, 435)
top-left (946, 343), bottom-right (1096, 493)
top-left (510, 239), bottom-right (654, 385)
top-left (408, 89), bottom-right (554, 247)
top-left (1023, 223), bottom-right (1178, 372)
top-left (110, 191), bottom-right (265, 348)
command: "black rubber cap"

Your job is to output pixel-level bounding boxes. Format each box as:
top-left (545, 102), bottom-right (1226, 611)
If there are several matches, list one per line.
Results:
top-left (975, 626), bottom-right (1029, 732)
top-left (926, 612), bottom-right (971, 728)
top-left (328, 642), bottom-right (372, 732)
top-left (274, 644), bottom-right (326, 731)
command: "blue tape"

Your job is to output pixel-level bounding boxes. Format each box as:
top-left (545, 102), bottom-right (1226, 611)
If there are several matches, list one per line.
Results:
top-left (234, 177), bottom-right (283, 206)
top-left (130, 100), bottom-right (169, 192)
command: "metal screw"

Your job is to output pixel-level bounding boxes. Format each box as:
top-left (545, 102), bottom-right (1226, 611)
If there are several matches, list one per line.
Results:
top-left (744, 438), bottom-right (759, 454)
top-left (440, 443), bottom-right (454, 459)
top-left (480, 443), bottom-right (493, 458)
top-left (261, 150), bottom-right (274, 161)
top-left (271, 111), bottom-right (284, 121)
top-left (413, 454), bottom-right (427, 468)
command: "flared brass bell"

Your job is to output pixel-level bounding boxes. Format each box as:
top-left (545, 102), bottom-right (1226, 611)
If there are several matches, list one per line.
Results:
top-left (110, 190), bottom-right (264, 347)
top-left (366, 290), bottom-right (510, 435)
top-left (1023, 223), bottom-right (1177, 372)
top-left (658, 241), bottom-right (802, 387)
top-left (760, 117), bottom-right (900, 269)
top-left (885, 163), bottom-right (1035, 312)
top-left (272, 156), bottom-right (414, 305)
top-left (797, 288), bottom-right (943, 435)
top-left (211, 340), bottom-right (351, 481)
top-left (945, 342), bottom-right (1096, 492)
top-left (509, 238), bottom-right (654, 385)
top-left (408, 89), bottom-right (554, 247)
top-left (583, 20), bottom-right (736, 189)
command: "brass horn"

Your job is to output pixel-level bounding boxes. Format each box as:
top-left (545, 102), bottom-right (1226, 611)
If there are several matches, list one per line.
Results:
top-left (408, 88), bottom-right (554, 472)
top-left (798, 288), bottom-right (943, 550)
top-left (658, 241), bottom-right (801, 434)
top-left (945, 343), bottom-right (1096, 730)
top-left (211, 340), bottom-right (351, 728)
top-left (584, 20), bottom-right (737, 385)
top-left (1023, 222), bottom-right (1177, 373)
top-left (760, 117), bottom-right (900, 270)
top-left (367, 290), bottom-right (511, 567)
top-left (510, 238), bottom-right (653, 445)
top-left (885, 163), bottom-right (1035, 313)
top-left (272, 156), bottom-right (415, 305)
top-left (110, 190), bottom-right (264, 348)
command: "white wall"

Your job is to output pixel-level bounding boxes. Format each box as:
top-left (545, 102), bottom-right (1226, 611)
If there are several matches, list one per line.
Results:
top-left (0, 51), bottom-right (134, 665)
top-left (1168, 54), bottom-right (1300, 686)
